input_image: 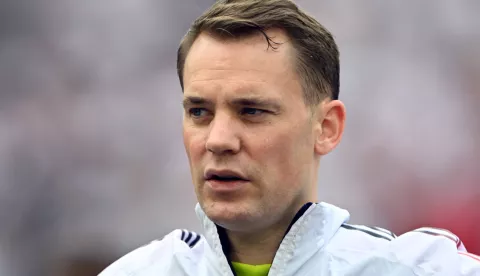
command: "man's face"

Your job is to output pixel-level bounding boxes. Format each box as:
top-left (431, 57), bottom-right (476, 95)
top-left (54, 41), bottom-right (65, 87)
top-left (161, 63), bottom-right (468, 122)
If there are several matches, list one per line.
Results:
top-left (182, 30), bottom-right (318, 232)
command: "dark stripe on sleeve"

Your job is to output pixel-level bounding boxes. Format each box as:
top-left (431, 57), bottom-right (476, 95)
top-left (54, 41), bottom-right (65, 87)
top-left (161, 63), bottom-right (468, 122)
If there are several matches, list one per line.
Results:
top-left (428, 227), bottom-right (460, 248)
top-left (184, 231), bottom-right (193, 243)
top-left (372, 226), bottom-right (397, 239)
top-left (189, 234), bottom-right (201, 248)
top-left (341, 224), bottom-right (392, 241)
top-left (414, 229), bottom-right (460, 247)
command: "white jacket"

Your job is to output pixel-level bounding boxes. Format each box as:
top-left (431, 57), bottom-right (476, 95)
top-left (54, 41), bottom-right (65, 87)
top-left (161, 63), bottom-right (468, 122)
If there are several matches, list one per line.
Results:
top-left (99, 202), bottom-right (480, 276)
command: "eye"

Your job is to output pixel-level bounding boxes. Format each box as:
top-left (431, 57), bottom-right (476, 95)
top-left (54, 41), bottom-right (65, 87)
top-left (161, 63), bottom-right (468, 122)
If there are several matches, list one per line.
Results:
top-left (241, 108), bottom-right (266, 116)
top-left (188, 108), bottom-right (208, 117)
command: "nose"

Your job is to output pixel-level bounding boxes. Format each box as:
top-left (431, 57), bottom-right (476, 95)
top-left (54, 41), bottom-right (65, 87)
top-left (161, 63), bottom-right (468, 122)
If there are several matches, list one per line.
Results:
top-left (205, 114), bottom-right (241, 155)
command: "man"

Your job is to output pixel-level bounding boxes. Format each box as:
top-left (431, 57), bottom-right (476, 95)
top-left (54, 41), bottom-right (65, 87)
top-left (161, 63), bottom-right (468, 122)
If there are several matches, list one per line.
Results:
top-left (99, 0), bottom-right (480, 275)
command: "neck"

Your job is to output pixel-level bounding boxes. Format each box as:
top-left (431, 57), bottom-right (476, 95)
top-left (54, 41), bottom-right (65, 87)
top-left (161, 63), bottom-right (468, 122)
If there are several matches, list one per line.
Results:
top-left (226, 221), bottom-right (289, 265)
top-left (223, 202), bottom-right (313, 265)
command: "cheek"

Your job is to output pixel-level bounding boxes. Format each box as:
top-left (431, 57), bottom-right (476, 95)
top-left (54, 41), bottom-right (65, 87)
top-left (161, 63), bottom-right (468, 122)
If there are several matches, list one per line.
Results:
top-left (257, 136), bottom-right (294, 175)
top-left (255, 125), bottom-right (313, 185)
top-left (183, 127), bottom-right (206, 164)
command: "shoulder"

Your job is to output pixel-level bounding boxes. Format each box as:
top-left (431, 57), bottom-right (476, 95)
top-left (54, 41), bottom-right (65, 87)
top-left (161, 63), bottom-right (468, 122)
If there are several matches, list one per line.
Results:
top-left (339, 223), bottom-right (397, 241)
top-left (329, 225), bottom-right (480, 275)
top-left (396, 227), bottom-right (464, 250)
top-left (329, 223), bottom-right (397, 252)
top-left (333, 223), bottom-right (467, 250)
top-left (98, 229), bottom-right (205, 276)
top-left (332, 223), bottom-right (464, 253)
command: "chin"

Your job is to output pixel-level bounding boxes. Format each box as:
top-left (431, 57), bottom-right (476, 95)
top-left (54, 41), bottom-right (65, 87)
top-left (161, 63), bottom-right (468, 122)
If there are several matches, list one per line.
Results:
top-left (201, 200), bottom-right (258, 229)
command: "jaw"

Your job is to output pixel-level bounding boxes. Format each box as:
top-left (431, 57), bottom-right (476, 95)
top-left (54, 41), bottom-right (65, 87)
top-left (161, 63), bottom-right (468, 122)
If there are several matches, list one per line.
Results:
top-left (201, 195), bottom-right (249, 219)
top-left (199, 194), bottom-right (267, 232)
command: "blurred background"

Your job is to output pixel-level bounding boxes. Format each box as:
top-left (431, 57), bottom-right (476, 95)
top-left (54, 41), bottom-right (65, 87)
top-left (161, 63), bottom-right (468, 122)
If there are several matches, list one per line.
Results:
top-left (0, 0), bottom-right (479, 275)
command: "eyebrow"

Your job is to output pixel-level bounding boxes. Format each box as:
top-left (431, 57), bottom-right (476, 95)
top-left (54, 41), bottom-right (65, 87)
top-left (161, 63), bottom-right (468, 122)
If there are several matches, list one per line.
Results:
top-left (182, 96), bottom-right (213, 108)
top-left (182, 96), bottom-right (282, 111)
top-left (230, 97), bottom-right (282, 111)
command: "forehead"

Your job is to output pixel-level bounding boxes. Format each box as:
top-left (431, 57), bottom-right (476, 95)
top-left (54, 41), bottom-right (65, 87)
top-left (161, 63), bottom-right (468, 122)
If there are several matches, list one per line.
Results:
top-left (183, 29), bottom-right (302, 98)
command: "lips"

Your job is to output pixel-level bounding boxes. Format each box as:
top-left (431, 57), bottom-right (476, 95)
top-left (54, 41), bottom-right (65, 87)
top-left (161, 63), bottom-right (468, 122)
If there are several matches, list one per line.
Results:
top-left (204, 169), bottom-right (248, 182)
top-left (204, 169), bottom-right (249, 192)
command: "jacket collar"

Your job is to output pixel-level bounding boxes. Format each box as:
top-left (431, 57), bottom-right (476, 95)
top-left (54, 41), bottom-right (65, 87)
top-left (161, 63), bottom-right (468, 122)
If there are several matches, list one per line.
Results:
top-left (195, 202), bottom-right (350, 275)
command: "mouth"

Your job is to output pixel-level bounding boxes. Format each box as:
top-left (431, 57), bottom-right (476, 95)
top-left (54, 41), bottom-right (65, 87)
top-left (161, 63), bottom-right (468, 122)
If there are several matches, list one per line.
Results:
top-left (205, 170), bottom-right (248, 182)
top-left (204, 169), bottom-right (249, 191)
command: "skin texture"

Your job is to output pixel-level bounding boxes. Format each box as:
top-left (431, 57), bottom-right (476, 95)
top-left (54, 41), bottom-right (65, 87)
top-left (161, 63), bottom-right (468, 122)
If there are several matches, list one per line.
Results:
top-left (182, 29), bottom-right (346, 264)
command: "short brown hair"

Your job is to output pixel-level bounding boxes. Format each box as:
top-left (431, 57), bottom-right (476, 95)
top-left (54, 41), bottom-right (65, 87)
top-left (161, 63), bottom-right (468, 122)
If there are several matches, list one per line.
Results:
top-left (177, 0), bottom-right (340, 104)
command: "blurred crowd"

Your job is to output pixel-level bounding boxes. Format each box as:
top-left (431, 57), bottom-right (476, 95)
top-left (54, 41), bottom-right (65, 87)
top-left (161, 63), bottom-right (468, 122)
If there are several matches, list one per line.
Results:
top-left (0, 0), bottom-right (478, 275)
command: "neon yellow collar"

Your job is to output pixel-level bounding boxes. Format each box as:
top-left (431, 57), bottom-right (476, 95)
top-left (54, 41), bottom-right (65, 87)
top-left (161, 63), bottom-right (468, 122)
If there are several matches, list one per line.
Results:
top-left (231, 262), bottom-right (271, 276)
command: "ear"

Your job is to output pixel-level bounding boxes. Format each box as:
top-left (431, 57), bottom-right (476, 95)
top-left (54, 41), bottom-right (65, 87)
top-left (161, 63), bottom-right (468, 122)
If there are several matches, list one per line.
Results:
top-left (313, 99), bottom-right (346, 156)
